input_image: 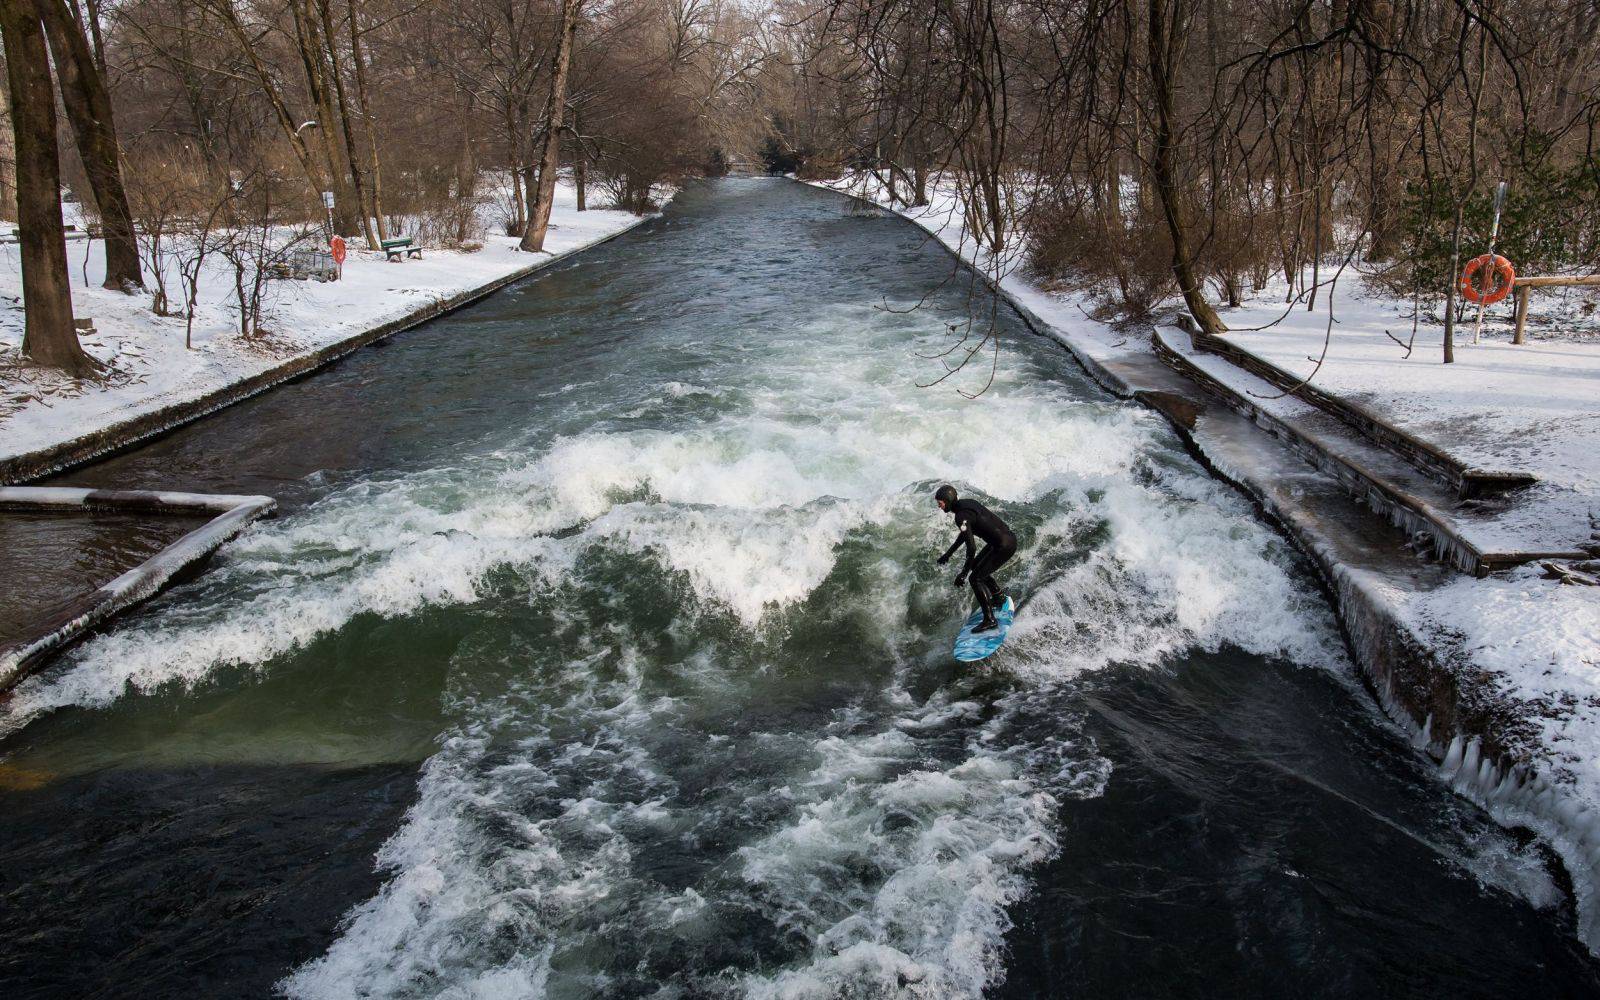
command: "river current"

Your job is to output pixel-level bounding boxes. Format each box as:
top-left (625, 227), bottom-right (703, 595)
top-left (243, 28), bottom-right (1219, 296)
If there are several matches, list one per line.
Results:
top-left (1, 179), bottom-right (1596, 997)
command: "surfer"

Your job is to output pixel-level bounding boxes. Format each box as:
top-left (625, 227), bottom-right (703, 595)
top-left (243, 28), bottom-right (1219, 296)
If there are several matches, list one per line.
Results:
top-left (934, 484), bottom-right (1015, 633)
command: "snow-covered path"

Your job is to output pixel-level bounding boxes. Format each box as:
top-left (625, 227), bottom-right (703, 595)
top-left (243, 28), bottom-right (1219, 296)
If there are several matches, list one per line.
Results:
top-left (0, 182), bottom-right (644, 480)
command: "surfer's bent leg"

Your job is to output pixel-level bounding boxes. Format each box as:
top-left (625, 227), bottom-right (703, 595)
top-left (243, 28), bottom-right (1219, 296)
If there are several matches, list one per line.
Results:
top-left (968, 545), bottom-right (1001, 631)
top-left (973, 536), bottom-right (1016, 611)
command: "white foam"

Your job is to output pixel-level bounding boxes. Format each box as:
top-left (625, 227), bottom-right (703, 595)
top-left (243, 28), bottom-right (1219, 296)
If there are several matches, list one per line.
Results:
top-left (280, 645), bottom-right (680, 999)
top-left (1002, 475), bottom-right (1340, 682)
top-left (3, 321), bottom-right (1241, 730)
top-left (10, 288), bottom-right (1350, 997)
top-left (738, 737), bottom-right (1061, 1000)
top-left (582, 498), bottom-right (871, 625)
top-left (0, 480), bottom-right (576, 733)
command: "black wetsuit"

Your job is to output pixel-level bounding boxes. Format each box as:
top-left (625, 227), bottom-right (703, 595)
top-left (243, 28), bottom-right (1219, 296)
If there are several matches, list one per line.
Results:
top-left (940, 498), bottom-right (1016, 621)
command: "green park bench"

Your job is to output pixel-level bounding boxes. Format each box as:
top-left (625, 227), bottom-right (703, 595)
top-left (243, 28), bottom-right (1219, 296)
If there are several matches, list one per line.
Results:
top-left (381, 237), bottom-right (424, 262)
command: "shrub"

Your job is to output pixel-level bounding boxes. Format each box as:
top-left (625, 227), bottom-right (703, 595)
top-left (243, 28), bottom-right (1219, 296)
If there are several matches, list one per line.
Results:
top-left (414, 195), bottom-right (485, 249)
top-left (1390, 142), bottom-right (1600, 294)
top-left (1026, 192), bottom-right (1176, 318)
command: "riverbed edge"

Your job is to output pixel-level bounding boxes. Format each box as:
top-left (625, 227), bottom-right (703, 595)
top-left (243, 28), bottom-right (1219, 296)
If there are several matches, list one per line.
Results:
top-left (0, 488), bottom-right (278, 691)
top-left (0, 213), bottom-right (657, 487)
top-left (805, 178), bottom-right (1600, 949)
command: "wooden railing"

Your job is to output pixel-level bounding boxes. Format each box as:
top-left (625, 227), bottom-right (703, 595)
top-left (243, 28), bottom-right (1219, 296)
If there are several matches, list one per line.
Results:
top-left (1512, 274), bottom-right (1600, 344)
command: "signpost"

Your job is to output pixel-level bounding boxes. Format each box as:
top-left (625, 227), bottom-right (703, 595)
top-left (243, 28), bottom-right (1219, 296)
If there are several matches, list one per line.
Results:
top-left (329, 234), bottom-right (346, 280)
top-left (1472, 180), bottom-right (1509, 345)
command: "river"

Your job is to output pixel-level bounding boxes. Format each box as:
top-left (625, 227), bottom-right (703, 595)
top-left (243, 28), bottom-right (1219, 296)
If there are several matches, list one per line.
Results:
top-left (1, 178), bottom-right (1595, 998)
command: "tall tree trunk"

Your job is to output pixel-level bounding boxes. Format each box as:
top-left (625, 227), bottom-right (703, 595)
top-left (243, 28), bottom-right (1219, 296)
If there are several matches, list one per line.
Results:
top-left (2, 0), bottom-right (91, 373)
top-left (1362, 0), bottom-right (1400, 260)
top-left (520, 163), bottom-right (538, 233)
top-left (0, 99), bottom-right (14, 222)
top-left (454, 125), bottom-right (475, 204)
top-left (571, 105), bottom-right (586, 211)
top-left (507, 159), bottom-right (527, 235)
top-left (1444, 21), bottom-right (1489, 364)
top-left (67, 0), bottom-right (100, 70)
top-left (290, 0), bottom-right (357, 235)
top-left (214, 0), bottom-right (328, 205)
top-left (1147, 0), bottom-right (1225, 335)
top-left (347, 0), bottom-right (387, 239)
top-left (315, 0), bottom-right (376, 246)
top-left (519, 0), bottom-right (580, 252)
top-left (1100, 126), bottom-right (1135, 304)
top-left (1443, 204), bottom-right (1463, 364)
top-left (36, 0), bottom-right (139, 290)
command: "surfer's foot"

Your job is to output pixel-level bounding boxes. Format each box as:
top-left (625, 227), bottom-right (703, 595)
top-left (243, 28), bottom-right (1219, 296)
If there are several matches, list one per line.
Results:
top-left (973, 617), bottom-right (999, 634)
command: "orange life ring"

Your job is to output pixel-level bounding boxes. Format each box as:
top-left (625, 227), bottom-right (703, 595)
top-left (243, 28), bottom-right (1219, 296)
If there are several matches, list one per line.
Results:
top-left (1459, 253), bottom-right (1515, 305)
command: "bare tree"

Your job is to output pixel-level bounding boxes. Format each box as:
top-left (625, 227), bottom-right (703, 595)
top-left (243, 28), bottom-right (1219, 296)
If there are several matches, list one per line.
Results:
top-left (2, 0), bottom-right (95, 373)
top-left (521, 0), bottom-right (582, 251)
top-left (36, 0), bottom-right (142, 290)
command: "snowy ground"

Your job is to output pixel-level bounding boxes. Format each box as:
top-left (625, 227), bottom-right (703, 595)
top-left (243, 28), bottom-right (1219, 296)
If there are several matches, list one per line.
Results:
top-left (1173, 270), bottom-right (1600, 846)
top-left (1222, 280), bottom-right (1600, 485)
top-left (814, 171), bottom-right (1600, 950)
top-left (0, 180), bottom-right (645, 471)
top-left (1215, 274), bottom-right (1600, 553)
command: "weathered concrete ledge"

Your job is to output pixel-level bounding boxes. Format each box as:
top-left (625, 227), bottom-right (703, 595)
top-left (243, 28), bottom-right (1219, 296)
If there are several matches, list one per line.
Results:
top-left (0, 214), bottom-right (656, 487)
top-left (1150, 326), bottom-right (1589, 576)
top-left (0, 487), bottom-right (277, 691)
top-left (1188, 326), bottom-right (1537, 497)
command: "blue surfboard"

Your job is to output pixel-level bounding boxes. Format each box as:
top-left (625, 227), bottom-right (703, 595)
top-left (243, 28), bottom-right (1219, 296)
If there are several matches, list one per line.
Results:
top-left (953, 597), bottom-right (1015, 663)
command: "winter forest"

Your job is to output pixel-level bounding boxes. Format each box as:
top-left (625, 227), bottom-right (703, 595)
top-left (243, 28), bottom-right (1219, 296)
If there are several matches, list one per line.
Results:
top-left (3, 0), bottom-right (1598, 375)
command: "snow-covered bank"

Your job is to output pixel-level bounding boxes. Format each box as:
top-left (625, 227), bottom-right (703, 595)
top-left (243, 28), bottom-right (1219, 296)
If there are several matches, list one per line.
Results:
top-left (1213, 285), bottom-right (1600, 559)
top-left (0, 182), bottom-right (649, 482)
top-left (1227, 301), bottom-right (1600, 487)
top-left (809, 173), bottom-right (1600, 952)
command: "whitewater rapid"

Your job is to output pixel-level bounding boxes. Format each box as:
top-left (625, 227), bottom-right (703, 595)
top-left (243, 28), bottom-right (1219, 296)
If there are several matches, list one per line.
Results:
top-left (8, 283), bottom-right (1338, 997)
top-left (7, 178), bottom-right (1592, 1000)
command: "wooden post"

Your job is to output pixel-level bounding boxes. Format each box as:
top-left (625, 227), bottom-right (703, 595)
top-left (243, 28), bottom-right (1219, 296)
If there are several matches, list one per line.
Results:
top-left (1507, 275), bottom-right (1600, 346)
top-left (1472, 181), bottom-right (1508, 346)
top-left (1512, 284), bottom-right (1529, 345)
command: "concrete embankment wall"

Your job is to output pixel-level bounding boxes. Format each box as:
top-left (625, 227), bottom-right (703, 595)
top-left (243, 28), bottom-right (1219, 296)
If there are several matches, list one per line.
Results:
top-left (0, 488), bottom-right (276, 692)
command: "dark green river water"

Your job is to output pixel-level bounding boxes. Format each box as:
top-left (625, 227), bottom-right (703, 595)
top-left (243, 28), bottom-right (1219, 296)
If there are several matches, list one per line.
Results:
top-left (1, 178), bottom-right (1596, 998)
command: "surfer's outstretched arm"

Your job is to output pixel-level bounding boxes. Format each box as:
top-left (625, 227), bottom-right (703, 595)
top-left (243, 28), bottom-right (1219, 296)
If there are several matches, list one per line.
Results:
top-left (937, 531), bottom-right (965, 566)
top-left (937, 522), bottom-right (977, 582)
